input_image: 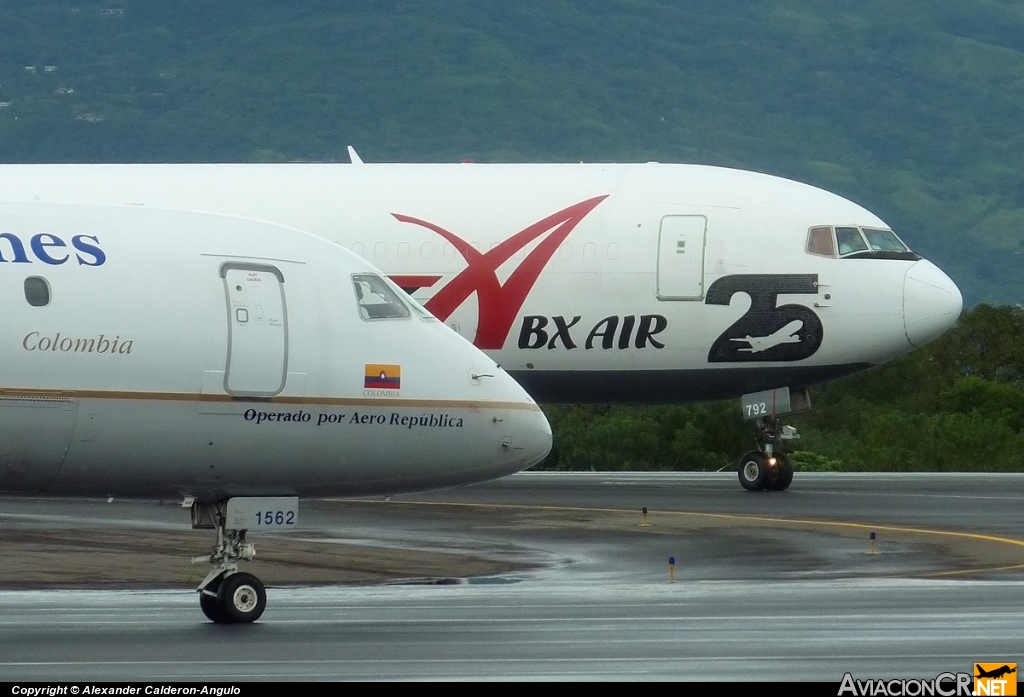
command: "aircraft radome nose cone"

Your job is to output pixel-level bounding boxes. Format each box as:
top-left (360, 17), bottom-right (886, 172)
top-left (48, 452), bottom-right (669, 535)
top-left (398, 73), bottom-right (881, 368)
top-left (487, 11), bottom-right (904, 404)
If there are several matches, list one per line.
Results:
top-left (903, 260), bottom-right (963, 347)
top-left (517, 408), bottom-right (554, 471)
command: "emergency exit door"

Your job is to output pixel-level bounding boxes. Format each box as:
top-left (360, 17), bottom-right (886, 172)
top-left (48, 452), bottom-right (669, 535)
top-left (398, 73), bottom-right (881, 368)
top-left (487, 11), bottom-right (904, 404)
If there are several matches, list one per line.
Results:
top-left (221, 263), bottom-right (288, 397)
top-left (657, 215), bottom-right (707, 300)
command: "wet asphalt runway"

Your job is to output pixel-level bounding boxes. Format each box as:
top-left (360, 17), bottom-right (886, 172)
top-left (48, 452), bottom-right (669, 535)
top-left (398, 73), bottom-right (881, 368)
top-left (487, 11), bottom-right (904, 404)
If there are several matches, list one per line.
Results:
top-left (2, 472), bottom-right (1023, 681)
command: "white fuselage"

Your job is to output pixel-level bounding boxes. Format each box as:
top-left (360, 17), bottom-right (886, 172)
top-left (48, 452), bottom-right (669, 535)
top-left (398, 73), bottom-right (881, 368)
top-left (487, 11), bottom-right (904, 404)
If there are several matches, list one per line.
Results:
top-left (0, 202), bottom-right (551, 499)
top-left (0, 163), bottom-right (963, 402)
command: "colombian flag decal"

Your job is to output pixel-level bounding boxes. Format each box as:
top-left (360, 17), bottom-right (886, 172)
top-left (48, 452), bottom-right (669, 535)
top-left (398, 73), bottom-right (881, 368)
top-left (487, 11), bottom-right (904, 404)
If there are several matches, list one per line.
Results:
top-left (364, 364), bottom-right (401, 390)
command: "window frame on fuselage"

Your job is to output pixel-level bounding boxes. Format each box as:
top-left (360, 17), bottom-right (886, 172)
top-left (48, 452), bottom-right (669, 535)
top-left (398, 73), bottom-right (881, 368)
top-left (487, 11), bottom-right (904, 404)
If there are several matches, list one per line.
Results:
top-left (805, 225), bottom-right (913, 259)
top-left (351, 273), bottom-right (413, 321)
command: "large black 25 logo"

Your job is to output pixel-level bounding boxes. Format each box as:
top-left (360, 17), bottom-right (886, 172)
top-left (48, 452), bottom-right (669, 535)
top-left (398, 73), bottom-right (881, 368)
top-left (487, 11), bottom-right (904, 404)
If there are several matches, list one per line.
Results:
top-left (705, 274), bottom-right (823, 362)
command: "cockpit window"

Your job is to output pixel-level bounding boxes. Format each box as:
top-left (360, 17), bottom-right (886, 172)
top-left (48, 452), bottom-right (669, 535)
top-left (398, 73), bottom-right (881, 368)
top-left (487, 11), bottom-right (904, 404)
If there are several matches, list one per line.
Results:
top-left (400, 290), bottom-right (435, 320)
top-left (383, 275), bottom-right (435, 320)
top-left (806, 226), bottom-right (836, 257)
top-left (862, 228), bottom-right (909, 253)
top-left (352, 274), bottom-right (412, 320)
top-left (835, 227), bottom-right (868, 256)
top-left (805, 225), bottom-right (920, 261)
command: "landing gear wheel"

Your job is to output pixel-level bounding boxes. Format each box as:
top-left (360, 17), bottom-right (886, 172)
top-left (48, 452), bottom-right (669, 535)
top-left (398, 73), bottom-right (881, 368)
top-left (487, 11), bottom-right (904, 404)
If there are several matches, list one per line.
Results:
top-left (199, 574), bottom-right (228, 623)
top-left (769, 453), bottom-right (794, 491)
top-left (217, 572), bottom-right (266, 624)
top-left (738, 451), bottom-right (771, 491)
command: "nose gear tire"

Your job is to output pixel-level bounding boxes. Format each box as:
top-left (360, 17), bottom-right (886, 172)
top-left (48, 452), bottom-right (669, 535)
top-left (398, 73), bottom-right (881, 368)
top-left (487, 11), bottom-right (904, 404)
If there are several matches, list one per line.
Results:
top-left (199, 574), bottom-right (228, 623)
top-left (217, 572), bottom-right (267, 623)
top-left (738, 451), bottom-right (771, 491)
top-left (768, 453), bottom-right (794, 491)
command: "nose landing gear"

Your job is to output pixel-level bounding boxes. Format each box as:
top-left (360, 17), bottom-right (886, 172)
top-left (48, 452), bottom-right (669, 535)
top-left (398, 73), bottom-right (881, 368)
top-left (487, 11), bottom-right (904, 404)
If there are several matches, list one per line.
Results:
top-left (191, 500), bottom-right (267, 624)
top-left (738, 448), bottom-right (794, 492)
top-left (735, 388), bottom-right (808, 492)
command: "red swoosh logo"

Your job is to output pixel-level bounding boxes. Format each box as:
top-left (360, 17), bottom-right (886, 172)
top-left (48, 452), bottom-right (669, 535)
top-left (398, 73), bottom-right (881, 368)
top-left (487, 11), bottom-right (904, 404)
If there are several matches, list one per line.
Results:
top-left (392, 195), bottom-right (608, 349)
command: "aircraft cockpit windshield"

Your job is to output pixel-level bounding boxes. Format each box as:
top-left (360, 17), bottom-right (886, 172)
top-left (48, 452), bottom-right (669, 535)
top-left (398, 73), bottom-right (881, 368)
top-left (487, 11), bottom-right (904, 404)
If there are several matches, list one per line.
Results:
top-left (806, 225), bottom-right (920, 261)
top-left (352, 274), bottom-right (412, 320)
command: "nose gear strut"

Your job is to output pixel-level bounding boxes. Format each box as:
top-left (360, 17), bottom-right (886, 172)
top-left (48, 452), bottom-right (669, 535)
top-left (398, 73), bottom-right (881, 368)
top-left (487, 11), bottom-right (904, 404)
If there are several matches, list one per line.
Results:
top-left (190, 500), bottom-right (266, 623)
top-left (735, 387), bottom-right (809, 492)
top-left (737, 415), bottom-right (797, 491)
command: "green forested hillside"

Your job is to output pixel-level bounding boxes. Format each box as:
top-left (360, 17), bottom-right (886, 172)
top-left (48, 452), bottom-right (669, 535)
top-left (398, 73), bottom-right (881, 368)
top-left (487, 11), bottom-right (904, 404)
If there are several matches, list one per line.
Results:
top-left (1, 2), bottom-right (1023, 303)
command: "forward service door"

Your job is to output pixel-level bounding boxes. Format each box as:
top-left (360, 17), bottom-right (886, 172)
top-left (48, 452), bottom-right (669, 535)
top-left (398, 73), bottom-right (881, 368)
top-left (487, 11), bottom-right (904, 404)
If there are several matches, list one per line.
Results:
top-left (657, 215), bottom-right (707, 300)
top-left (221, 263), bottom-right (288, 397)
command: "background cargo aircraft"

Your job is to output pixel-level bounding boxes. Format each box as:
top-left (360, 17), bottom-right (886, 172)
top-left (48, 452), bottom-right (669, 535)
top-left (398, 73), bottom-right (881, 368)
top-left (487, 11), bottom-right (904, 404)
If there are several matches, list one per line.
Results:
top-left (0, 200), bottom-right (551, 622)
top-left (0, 161), bottom-right (963, 490)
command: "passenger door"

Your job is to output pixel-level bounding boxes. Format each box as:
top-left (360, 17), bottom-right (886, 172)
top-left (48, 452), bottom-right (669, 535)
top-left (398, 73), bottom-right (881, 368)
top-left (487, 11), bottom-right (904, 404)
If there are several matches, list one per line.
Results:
top-left (221, 263), bottom-right (288, 397)
top-left (657, 215), bottom-right (707, 300)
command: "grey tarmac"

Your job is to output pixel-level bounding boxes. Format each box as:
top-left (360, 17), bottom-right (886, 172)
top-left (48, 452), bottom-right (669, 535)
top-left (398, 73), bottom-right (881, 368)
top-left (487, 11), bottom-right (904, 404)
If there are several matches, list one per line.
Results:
top-left (1, 472), bottom-right (1022, 681)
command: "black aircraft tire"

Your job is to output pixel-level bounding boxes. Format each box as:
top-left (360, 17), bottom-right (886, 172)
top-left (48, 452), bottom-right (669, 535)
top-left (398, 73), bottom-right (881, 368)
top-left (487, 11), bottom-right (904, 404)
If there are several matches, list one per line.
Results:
top-left (217, 572), bottom-right (267, 624)
top-left (200, 589), bottom-right (230, 623)
top-left (764, 457), bottom-right (780, 490)
top-left (738, 451), bottom-right (770, 491)
top-left (772, 453), bottom-right (794, 491)
top-left (199, 573), bottom-right (230, 623)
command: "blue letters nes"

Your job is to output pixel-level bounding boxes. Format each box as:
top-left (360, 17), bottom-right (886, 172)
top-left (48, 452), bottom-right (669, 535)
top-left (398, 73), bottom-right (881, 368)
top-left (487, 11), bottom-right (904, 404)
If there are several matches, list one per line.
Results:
top-left (0, 232), bottom-right (106, 266)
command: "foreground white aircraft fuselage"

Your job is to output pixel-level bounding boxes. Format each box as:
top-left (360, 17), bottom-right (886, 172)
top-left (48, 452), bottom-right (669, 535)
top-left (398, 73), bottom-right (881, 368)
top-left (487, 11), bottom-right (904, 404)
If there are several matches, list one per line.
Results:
top-left (0, 163), bottom-right (962, 403)
top-left (0, 201), bottom-right (549, 499)
top-left (0, 200), bottom-right (550, 621)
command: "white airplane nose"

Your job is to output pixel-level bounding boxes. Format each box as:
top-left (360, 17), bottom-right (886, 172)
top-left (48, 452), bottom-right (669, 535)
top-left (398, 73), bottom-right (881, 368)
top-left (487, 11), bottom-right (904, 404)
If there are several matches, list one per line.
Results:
top-left (903, 259), bottom-right (963, 347)
top-left (467, 367), bottom-right (553, 481)
top-left (519, 408), bottom-right (554, 470)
